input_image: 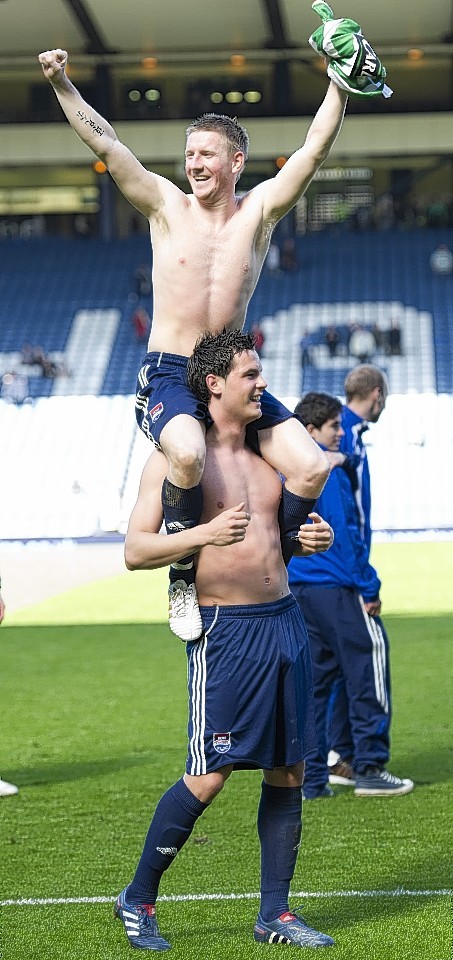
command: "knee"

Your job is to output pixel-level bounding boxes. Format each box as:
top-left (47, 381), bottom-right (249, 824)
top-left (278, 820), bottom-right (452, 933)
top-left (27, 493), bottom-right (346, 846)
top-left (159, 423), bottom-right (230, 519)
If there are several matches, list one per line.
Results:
top-left (290, 446), bottom-right (329, 496)
top-left (167, 445), bottom-right (205, 487)
top-left (184, 769), bottom-right (230, 805)
top-left (265, 762), bottom-right (304, 789)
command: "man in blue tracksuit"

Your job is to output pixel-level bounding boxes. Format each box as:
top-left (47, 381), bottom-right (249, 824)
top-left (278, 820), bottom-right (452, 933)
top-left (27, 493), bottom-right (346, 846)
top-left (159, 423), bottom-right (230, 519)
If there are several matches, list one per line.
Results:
top-left (329, 365), bottom-right (393, 779)
top-left (288, 390), bottom-right (414, 798)
top-left (341, 364), bottom-right (388, 551)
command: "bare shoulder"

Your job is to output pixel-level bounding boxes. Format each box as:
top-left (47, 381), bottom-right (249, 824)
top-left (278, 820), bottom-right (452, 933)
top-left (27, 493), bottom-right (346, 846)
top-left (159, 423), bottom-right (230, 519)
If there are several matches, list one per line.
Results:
top-left (236, 182), bottom-right (267, 213)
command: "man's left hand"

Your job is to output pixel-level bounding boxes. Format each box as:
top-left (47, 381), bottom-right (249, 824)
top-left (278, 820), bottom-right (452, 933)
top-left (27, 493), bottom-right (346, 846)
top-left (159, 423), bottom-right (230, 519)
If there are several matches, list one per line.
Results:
top-left (296, 512), bottom-right (334, 556)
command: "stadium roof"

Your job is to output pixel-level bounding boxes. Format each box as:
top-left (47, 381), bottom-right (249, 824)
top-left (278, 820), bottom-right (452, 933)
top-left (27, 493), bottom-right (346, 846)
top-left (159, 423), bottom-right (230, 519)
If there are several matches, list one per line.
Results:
top-left (0, 0), bottom-right (451, 64)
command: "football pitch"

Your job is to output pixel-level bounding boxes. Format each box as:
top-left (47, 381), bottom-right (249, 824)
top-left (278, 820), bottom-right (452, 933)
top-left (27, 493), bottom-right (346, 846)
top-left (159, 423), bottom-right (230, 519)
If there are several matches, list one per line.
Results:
top-left (1, 542), bottom-right (452, 959)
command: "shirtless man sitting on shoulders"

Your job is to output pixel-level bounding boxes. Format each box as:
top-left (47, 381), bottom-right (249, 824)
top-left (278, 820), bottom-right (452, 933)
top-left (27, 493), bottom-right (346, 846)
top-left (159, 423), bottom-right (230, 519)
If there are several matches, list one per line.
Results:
top-left (39, 36), bottom-right (347, 641)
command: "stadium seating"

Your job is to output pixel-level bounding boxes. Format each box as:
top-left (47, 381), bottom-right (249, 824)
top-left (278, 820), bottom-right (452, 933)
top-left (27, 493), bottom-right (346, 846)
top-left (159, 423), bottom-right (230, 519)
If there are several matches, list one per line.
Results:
top-left (245, 228), bottom-right (453, 395)
top-left (0, 228), bottom-right (452, 539)
top-left (1, 228), bottom-right (452, 396)
top-left (0, 234), bottom-right (151, 399)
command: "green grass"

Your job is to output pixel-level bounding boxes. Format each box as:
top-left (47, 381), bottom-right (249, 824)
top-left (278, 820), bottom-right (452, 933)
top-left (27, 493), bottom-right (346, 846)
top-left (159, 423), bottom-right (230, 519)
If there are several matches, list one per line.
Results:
top-left (1, 543), bottom-right (452, 958)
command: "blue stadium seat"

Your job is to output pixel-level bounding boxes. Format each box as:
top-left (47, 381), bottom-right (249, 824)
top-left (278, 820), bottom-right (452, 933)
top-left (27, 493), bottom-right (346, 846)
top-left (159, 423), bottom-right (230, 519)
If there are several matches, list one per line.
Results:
top-left (1, 229), bottom-right (452, 396)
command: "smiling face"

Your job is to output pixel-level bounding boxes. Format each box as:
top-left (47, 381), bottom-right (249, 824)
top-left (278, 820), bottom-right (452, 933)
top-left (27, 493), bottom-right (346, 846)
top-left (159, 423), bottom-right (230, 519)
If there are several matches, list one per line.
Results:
top-left (184, 130), bottom-right (244, 200)
top-left (310, 414), bottom-right (344, 451)
top-left (207, 349), bottom-right (267, 425)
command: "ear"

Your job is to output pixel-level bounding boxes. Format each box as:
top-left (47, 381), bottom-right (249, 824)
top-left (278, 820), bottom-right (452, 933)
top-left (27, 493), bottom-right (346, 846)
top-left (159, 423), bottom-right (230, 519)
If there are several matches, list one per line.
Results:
top-left (205, 372), bottom-right (223, 397)
top-left (232, 150), bottom-right (245, 175)
top-left (305, 422), bottom-right (317, 437)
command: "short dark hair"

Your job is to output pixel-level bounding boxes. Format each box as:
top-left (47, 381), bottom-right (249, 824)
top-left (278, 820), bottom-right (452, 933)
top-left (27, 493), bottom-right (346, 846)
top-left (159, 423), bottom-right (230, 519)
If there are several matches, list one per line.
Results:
top-left (185, 113), bottom-right (249, 161)
top-left (187, 329), bottom-right (256, 405)
top-left (344, 364), bottom-right (388, 402)
top-left (295, 391), bottom-right (342, 429)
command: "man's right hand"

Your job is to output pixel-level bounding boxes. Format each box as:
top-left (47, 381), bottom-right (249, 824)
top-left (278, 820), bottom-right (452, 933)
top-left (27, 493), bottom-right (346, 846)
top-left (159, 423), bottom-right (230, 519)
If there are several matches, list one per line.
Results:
top-left (38, 49), bottom-right (68, 83)
top-left (206, 502), bottom-right (251, 547)
top-left (325, 450), bottom-right (346, 470)
top-left (364, 597), bottom-right (382, 617)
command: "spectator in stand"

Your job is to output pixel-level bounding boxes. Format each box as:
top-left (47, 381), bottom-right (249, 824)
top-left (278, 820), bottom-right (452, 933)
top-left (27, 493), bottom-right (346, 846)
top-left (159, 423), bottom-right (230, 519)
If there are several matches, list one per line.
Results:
top-left (300, 332), bottom-right (313, 370)
top-left (429, 243), bottom-right (453, 276)
top-left (324, 326), bottom-right (340, 358)
top-left (22, 345), bottom-right (69, 379)
top-left (30, 346), bottom-right (53, 378)
top-left (371, 322), bottom-right (384, 353)
top-left (133, 262), bottom-right (153, 297)
top-left (386, 319), bottom-right (403, 356)
top-left (281, 237), bottom-right (299, 272)
top-left (251, 322), bottom-right (265, 357)
top-left (132, 307), bottom-right (151, 343)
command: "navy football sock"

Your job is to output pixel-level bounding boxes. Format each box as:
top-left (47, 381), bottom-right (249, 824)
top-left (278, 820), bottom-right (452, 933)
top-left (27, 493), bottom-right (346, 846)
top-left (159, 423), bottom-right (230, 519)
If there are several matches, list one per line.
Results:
top-left (257, 782), bottom-right (302, 923)
top-left (161, 479), bottom-right (203, 585)
top-left (278, 485), bottom-right (317, 565)
top-left (127, 778), bottom-right (208, 906)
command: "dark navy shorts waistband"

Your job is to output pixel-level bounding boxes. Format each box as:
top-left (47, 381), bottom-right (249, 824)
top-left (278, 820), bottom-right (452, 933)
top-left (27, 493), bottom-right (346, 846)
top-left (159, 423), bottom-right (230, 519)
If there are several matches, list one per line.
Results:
top-left (199, 594), bottom-right (296, 620)
top-left (140, 351), bottom-right (189, 368)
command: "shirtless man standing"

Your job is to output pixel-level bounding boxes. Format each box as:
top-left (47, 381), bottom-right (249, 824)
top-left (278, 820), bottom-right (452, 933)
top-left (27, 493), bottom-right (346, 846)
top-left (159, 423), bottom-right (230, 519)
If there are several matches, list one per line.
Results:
top-left (114, 329), bottom-right (335, 951)
top-left (39, 45), bottom-right (347, 640)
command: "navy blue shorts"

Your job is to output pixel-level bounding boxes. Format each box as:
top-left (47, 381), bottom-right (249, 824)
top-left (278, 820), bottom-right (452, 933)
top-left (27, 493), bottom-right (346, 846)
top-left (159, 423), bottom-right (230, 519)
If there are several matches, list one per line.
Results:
top-left (185, 594), bottom-right (317, 775)
top-left (135, 351), bottom-right (293, 449)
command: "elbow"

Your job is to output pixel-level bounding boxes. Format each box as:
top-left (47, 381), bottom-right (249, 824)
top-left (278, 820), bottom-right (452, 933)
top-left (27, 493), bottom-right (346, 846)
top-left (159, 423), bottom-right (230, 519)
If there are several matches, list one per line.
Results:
top-left (124, 542), bottom-right (140, 571)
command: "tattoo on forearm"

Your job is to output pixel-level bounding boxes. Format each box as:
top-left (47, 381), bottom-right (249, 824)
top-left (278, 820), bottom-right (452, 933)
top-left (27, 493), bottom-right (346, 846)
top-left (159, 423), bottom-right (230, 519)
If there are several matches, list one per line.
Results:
top-left (76, 109), bottom-right (104, 136)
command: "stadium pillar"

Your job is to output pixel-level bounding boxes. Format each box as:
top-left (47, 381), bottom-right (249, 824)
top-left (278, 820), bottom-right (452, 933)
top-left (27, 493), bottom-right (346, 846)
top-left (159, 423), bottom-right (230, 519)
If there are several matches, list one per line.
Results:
top-left (273, 60), bottom-right (293, 116)
top-left (94, 64), bottom-right (117, 239)
top-left (98, 173), bottom-right (117, 240)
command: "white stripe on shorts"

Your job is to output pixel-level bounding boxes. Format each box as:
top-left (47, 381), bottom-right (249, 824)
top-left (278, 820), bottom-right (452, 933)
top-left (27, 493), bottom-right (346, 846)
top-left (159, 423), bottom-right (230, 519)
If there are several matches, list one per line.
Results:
top-left (138, 363), bottom-right (150, 389)
top-left (359, 596), bottom-right (389, 713)
top-left (188, 608), bottom-right (218, 775)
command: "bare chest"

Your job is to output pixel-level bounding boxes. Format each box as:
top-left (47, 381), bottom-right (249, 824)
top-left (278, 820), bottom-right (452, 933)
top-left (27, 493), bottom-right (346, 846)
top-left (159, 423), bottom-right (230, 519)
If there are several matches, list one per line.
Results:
top-left (201, 446), bottom-right (282, 523)
top-left (153, 202), bottom-right (266, 285)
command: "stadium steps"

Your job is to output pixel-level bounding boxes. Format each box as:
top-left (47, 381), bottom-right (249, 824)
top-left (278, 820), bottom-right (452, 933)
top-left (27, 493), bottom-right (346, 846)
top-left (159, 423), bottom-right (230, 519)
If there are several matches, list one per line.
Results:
top-left (52, 308), bottom-right (121, 396)
top-left (259, 300), bottom-right (435, 398)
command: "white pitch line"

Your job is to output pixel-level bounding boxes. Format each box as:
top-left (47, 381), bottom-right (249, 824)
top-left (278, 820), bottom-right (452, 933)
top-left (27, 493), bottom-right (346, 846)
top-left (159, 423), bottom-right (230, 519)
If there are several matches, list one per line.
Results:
top-left (1, 889), bottom-right (451, 908)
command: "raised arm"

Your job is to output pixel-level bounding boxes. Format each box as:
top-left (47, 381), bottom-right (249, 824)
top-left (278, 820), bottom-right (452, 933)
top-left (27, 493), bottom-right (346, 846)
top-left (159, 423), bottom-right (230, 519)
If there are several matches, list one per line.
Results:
top-left (262, 81), bottom-right (348, 223)
top-left (125, 452), bottom-right (251, 571)
top-left (38, 48), bottom-right (165, 218)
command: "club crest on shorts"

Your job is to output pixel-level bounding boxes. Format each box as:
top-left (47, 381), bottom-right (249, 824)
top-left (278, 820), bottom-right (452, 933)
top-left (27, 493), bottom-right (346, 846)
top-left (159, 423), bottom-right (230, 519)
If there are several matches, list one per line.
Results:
top-left (213, 732), bottom-right (231, 754)
top-left (150, 402), bottom-right (164, 423)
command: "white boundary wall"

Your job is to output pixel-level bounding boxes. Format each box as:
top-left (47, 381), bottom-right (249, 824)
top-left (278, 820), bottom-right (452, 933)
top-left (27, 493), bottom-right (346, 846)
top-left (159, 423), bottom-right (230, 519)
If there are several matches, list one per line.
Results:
top-left (1, 393), bottom-right (452, 540)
